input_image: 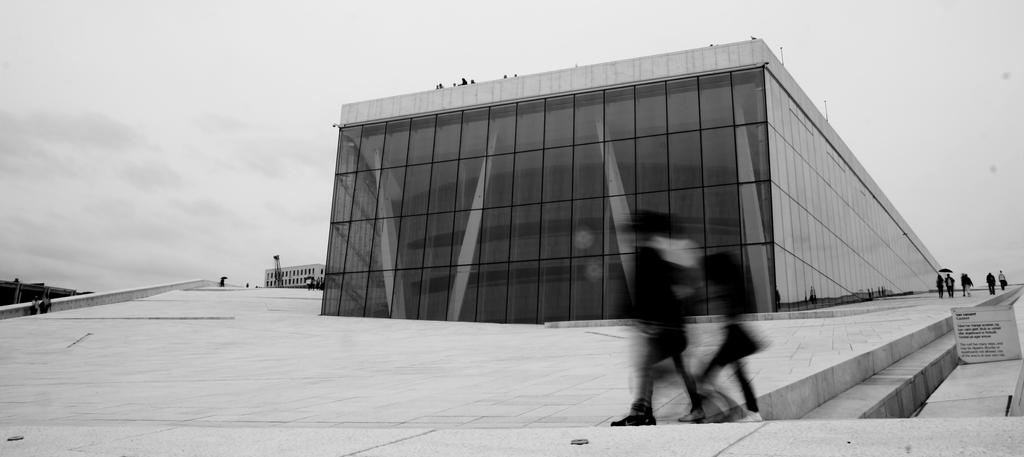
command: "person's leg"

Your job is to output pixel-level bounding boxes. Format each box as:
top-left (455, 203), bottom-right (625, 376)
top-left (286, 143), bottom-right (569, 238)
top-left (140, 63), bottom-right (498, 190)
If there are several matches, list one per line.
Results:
top-left (672, 353), bottom-right (704, 422)
top-left (732, 360), bottom-right (759, 413)
top-left (613, 332), bottom-right (659, 426)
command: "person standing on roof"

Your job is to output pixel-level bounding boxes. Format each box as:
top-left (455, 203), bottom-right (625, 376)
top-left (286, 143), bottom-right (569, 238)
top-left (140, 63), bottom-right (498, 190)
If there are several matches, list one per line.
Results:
top-left (936, 275), bottom-right (945, 298)
top-left (998, 271), bottom-right (1008, 291)
top-left (986, 273), bottom-right (997, 295)
top-left (944, 274), bottom-right (955, 298)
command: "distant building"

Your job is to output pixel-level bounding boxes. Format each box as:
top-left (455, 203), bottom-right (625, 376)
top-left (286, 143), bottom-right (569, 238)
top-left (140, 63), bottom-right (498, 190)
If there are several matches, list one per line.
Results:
top-left (0, 279), bottom-right (79, 306)
top-left (323, 39), bottom-right (938, 323)
top-left (264, 264), bottom-right (325, 288)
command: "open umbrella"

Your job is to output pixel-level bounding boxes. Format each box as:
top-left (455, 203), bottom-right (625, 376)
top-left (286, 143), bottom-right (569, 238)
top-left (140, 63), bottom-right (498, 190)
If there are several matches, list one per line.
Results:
top-left (938, 268), bottom-right (953, 273)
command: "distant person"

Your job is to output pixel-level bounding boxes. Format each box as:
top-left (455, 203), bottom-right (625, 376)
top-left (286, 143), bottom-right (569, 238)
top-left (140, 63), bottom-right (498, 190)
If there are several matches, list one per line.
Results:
top-left (306, 277), bottom-right (313, 291)
top-left (999, 271), bottom-right (1008, 291)
top-left (460, 78), bottom-right (468, 86)
top-left (611, 211), bottom-right (701, 427)
top-left (30, 298), bottom-right (40, 315)
top-left (936, 275), bottom-right (944, 298)
top-left (986, 273), bottom-right (997, 295)
top-left (246, 283), bottom-right (249, 288)
top-left (944, 274), bottom-right (955, 298)
top-left (41, 293), bottom-right (51, 314)
top-left (961, 274), bottom-right (973, 297)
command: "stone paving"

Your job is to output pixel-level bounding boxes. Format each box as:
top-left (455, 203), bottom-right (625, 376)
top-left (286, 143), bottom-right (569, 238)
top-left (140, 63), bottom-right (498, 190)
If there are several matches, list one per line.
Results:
top-left (0, 287), bottom-right (1012, 430)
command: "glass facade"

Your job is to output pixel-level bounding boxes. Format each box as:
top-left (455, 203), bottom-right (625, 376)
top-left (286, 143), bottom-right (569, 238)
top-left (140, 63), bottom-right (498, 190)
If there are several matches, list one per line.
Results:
top-left (324, 65), bottom-right (937, 322)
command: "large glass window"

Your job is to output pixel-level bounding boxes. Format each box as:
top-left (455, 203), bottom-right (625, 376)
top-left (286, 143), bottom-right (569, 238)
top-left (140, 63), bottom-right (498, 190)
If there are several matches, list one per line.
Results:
top-left (345, 220), bottom-right (374, 272)
top-left (699, 74), bottom-right (733, 129)
top-left (636, 135), bottom-right (668, 192)
top-left (477, 263), bottom-right (508, 322)
top-left (358, 123), bottom-right (385, 170)
top-left (419, 267), bottom-right (450, 321)
top-left (327, 223), bottom-right (350, 272)
top-left (510, 204), bottom-right (541, 261)
top-left (396, 215), bottom-right (427, 269)
top-left (705, 185), bottom-right (740, 246)
top-left (479, 207), bottom-right (511, 263)
top-left (670, 188), bottom-right (704, 246)
top-left (573, 143), bottom-right (604, 199)
top-left (402, 164), bottom-right (431, 215)
top-left (732, 69), bottom-right (766, 125)
top-left (606, 139), bottom-right (635, 196)
top-left (392, 269), bottom-right (422, 319)
top-left (456, 158), bottom-right (485, 210)
top-left (488, 104), bottom-right (516, 155)
top-left (543, 147), bottom-right (572, 201)
top-left (516, 100), bottom-right (544, 152)
top-left (484, 154), bottom-right (514, 207)
top-left (539, 259), bottom-right (570, 322)
top-left (460, 108), bottom-right (488, 158)
top-left (513, 150), bottom-right (543, 205)
top-left (702, 127), bottom-right (737, 186)
top-left (605, 87), bottom-right (635, 141)
top-left (351, 170), bottom-right (379, 221)
top-left (338, 127), bottom-right (362, 174)
top-left (667, 78), bottom-right (699, 133)
top-left (383, 120), bottom-right (410, 168)
top-left (740, 182), bottom-right (772, 244)
top-left (434, 112), bottom-right (462, 162)
top-left (541, 201), bottom-right (572, 258)
top-left (508, 261), bottom-right (539, 323)
top-left (572, 198), bottom-right (603, 257)
top-left (376, 167), bottom-right (405, 218)
top-left (408, 116), bottom-right (435, 165)
top-left (545, 96), bottom-right (573, 148)
top-left (636, 82), bottom-right (667, 137)
top-left (423, 213), bottom-right (454, 267)
top-left (571, 256), bottom-right (603, 320)
top-left (668, 131), bottom-right (701, 189)
top-left (333, 174), bottom-right (355, 222)
top-left (364, 270), bottom-right (392, 317)
top-left (574, 92), bottom-right (603, 144)
top-left (428, 161), bottom-right (457, 213)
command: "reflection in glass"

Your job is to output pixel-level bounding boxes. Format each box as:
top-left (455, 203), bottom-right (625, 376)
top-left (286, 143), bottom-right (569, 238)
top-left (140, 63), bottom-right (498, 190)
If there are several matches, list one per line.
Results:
top-left (705, 185), bottom-right (740, 247)
top-left (488, 104), bottom-right (516, 155)
top-left (345, 220), bottom-right (374, 272)
top-left (667, 78), bottom-right (699, 133)
top-left (668, 132), bottom-right (701, 189)
top-left (419, 267), bottom-right (450, 321)
top-left (605, 195), bottom-right (636, 254)
top-left (456, 158), bottom-right (485, 210)
top-left (574, 92), bottom-right (603, 144)
top-left (402, 164), bottom-right (431, 215)
top-left (636, 82), bottom-right (667, 137)
top-left (477, 263), bottom-right (508, 322)
top-left (605, 87), bottom-right (635, 141)
top-left (699, 74), bottom-right (733, 129)
top-left (636, 136), bottom-right (668, 192)
top-left (605, 139), bottom-right (635, 196)
top-left (513, 150), bottom-right (542, 205)
top-left (460, 108), bottom-right (488, 158)
top-left (383, 120), bottom-right (410, 168)
top-left (508, 261), bottom-right (539, 323)
top-left (369, 218), bottom-right (399, 271)
top-left (543, 147), bottom-right (572, 201)
top-left (480, 207), bottom-right (511, 263)
top-left (541, 202), bottom-right (572, 258)
top-left (540, 259), bottom-right (570, 322)
top-left (574, 143), bottom-right (604, 199)
top-left (434, 112), bottom-right (462, 162)
top-left (423, 213), bottom-right (454, 267)
top-left (740, 183), bottom-right (772, 244)
top-left (338, 127), bottom-right (362, 174)
top-left (428, 161), bottom-right (457, 213)
top-left (448, 265), bottom-right (478, 322)
top-left (339, 272), bottom-right (368, 316)
top-left (396, 215), bottom-right (427, 269)
top-left (408, 116), bottom-right (435, 165)
top-left (327, 223), bottom-right (350, 272)
top-left (732, 69), bottom-right (766, 125)
top-left (510, 204), bottom-right (541, 261)
top-left (571, 256), bottom-right (603, 320)
top-left (484, 154), bottom-right (514, 207)
top-left (637, 191), bottom-right (668, 216)
top-left (377, 167), bottom-right (405, 218)
top-left (573, 198), bottom-right (603, 257)
top-left (451, 210), bottom-right (481, 265)
top-left (702, 127), bottom-right (737, 186)
top-left (743, 244), bottom-right (774, 313)
top-left (736, 124), bottom-right (769, 182)
top-left (333, 173), bottom-right (355, 222)
top-left (604, 254), bottom-right (632, 319)
top-left (323, 274), bottom-right (342, 315)
top-left (392, 269), bottom-right (422, 319)
top-left (358, 123), bottom-right (385, 170)
top-left (365, 270), bottom-right (393, 318)
top-left (545, 96), bottom-right (573, 148)
top-left (516, 100), bottom-right (544, 152)
top-left (351, 170), bottom-right (379, 221)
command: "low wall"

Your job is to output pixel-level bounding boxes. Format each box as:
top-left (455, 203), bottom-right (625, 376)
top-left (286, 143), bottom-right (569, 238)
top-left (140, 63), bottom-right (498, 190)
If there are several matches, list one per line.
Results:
top-left (0, 279), bottom-right (219, 320)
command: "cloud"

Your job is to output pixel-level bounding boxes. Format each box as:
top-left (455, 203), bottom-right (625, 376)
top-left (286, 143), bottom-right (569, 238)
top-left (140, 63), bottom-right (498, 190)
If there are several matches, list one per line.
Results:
top-left (119, 160), bottom-right (185, 193)
top-left (193, 113), bottom-right (257, 135)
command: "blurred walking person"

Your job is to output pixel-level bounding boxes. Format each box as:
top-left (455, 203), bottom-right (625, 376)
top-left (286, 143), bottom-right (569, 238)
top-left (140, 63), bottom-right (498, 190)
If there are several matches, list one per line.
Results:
top-left (961, 274), bottom-right (973, 297)
top-left (999, 271), bottom-right (1008, 291)
top-left (693, 251), bottom-right (763, 422)
top-left (987, 273), bottom-right (997, 295)
top-left (611, 211), bottom-right (702, 426)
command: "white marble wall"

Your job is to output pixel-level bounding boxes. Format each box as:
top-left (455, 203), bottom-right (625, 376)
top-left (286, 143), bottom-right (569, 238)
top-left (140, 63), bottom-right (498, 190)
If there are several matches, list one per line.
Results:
top-left (340, 39), bottom-right (771, 125)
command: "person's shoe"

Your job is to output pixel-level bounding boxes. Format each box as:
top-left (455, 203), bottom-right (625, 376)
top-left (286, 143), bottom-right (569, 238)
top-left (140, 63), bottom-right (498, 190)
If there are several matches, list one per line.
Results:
top-left (678, 409), bottom-right (705, 423)
top-left (735, 411), bottom-right (763, 422)
top-left (610, 413), bottom-right (656, 426)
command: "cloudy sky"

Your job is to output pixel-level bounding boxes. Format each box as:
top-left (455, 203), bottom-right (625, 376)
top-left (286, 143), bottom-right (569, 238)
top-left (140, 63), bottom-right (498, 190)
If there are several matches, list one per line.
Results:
top-left (2, 0), bottom-right (1021, 292)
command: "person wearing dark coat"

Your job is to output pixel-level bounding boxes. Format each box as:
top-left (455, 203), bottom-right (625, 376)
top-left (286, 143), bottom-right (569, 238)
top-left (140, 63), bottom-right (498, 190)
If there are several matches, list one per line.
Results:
top-left (936, 275), bottom-right (945, 298)
top-left (611, 211), bottom-right (701, 427)
top-left (986, 273), bottom-right (997, 295)
top-left (961, 274), bottom-right (973, 297)
top-left (944, 274), bottom-right (955, 298)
